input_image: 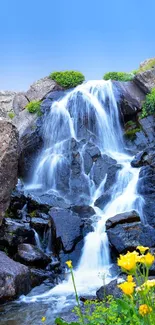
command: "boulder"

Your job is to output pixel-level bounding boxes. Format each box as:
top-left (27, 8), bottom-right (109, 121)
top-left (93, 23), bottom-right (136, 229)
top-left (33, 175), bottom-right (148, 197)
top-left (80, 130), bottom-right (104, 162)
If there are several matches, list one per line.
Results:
top-left (93, 154), bottom-right (117, 187)
top-left (106, 210), bottom-right (140, 230)
top-left (16, 243), bottom-right (51, 267)
top-left (134, 67), bottom-right (155, 93)
top-left (96, 279), bottom-right (122, 300)
top-left (0, 218), bottom-right (35, 248)
top-left (0, 119), bottom-right (19, 225)
top-left (0, 91), bottom-right (16, 117)
top-left (107, 222), bottom-right (155, 254)
top-left (94, 191), bottom-right (111, 210)
top-left (139, 116), bottom-right (155, 144)
top-left (13, 92), bottom-right (29, 115)
top-left (131, 151), bottom-right (147, 167)
top-left (49, 207), bottom-right (82, 253)
top-left (0, 251), bottom-right (30, 302)
top-left (113, 81), bottom-right (145, 120)
top-left (25, 77), bottom-right (62, 102)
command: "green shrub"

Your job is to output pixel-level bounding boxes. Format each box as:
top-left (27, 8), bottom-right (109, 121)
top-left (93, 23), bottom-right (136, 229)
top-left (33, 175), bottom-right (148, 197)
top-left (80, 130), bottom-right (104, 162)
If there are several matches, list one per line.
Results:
top-left (103, 72), bottom-right (133, 82)
top-left (141, 88), bottom-right (155, 118)
top-left (26, 100), bottom-right (42, 116)
top-left (8, 111), bottom-right (15, 119)
top-left (49, 70), bottom-right (85, 88)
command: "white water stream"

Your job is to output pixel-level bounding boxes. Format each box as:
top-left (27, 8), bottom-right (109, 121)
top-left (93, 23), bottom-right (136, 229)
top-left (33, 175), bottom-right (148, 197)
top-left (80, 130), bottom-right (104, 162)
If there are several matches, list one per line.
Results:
top-left (21, 80), bottom-right (144, 311)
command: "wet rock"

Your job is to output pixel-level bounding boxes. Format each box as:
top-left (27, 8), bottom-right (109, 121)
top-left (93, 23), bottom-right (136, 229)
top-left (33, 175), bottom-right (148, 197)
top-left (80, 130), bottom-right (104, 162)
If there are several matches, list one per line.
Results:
top-left (96, 279), bottom-right (122, 300)
top-left (0, 251), bottom-right (30, 302)
top-left (17, 244), bottom-right (51, 267)
top-left (71, 205), bottom-right (95, 219)
top-left (30, 268), bottom-right (55, 287)
top-left (139, 116), bottom-right (155, 144)
top-left (93, 154), bottom-right (116, 187)
top-left (131, 151), bottom-right (147, 167)
top-left (106, 210), bottom-right (140, 230)
top-left (107, 222), bottom-right (155, 254)
top-left (49, 207), bottom-right (82, 253)
top-left (83, 142), bottom-right (101, 174)
top-left (0, 218), bottom-right (35, 248)
top-left (113, 81), bottom-right (145, 120)
top-left (30, 217), bottom-right (49, 232)
top-left (59, 240), bottom-right (84, 269)
top-left (0, 119), bottom-right (19, 225)
top-left (104, 164), bottom-right (121, 191)
top-left (94, 191), bottom-right (111, 209)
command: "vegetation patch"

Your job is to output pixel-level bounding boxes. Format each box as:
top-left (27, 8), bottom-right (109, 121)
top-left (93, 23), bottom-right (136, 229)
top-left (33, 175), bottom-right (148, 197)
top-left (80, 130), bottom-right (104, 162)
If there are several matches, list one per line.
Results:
top-left (134, 58), bottom-right (155, 75)
top-left (8, 111), bottom-right (15, 119)
top-left (26, 100), bottom-right (42, 116)
top-left (49, 70), bottom-right (85, 88)
top-left (103, 72), bottom-right (133, 82)
top-left (125, 128), bottom-right (141, 140)
top-left (55, 247), bottom-right (155, 325)
top-left (141, 88), bottom-right (155, 118)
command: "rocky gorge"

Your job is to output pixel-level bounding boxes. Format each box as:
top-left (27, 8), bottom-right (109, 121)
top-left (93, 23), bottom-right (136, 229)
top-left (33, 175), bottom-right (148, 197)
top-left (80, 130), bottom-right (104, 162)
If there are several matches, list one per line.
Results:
top-left (0, 60), bottom-right (155, 324)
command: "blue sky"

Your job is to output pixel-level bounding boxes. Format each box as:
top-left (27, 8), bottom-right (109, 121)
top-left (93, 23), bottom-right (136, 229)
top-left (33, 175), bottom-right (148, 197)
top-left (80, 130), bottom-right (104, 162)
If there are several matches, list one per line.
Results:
top-left (0, 0), bottom-right (155, 90)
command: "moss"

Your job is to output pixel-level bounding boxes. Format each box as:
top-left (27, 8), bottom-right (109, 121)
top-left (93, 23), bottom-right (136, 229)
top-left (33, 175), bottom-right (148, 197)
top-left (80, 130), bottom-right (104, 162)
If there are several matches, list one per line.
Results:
top-left (29, 210), bottom-right (38, 218)
top-left (125, 128), bottom-right (141, 140)
top-left (8, 111), bottom-right (15, 119)
top-left (49, 70), bottom-right (85, 88)
top-left (26, 100), bottom-right (42, 116)
top-left (125, 120), bottom-right (136, 128)
top-left (141, 88), bottom-right (155, 118)
top-left (103, 72), bottom-right (133, 82)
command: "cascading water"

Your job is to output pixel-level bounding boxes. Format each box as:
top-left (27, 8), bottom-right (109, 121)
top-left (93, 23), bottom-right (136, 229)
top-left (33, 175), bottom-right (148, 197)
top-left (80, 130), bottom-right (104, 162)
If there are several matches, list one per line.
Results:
top-left (21, 80), bottom-right (144, 315)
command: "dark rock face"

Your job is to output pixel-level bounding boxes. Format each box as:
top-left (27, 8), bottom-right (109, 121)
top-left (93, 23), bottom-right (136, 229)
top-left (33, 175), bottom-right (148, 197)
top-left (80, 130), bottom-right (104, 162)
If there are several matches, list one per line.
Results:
top-left (93, 155), bottom-right (116, 187)
top-left (0, 119), bottom-right (19, 225)
top-left (49, 207), bottom-right (82, 253)
top-left (107, 222), bottom-right (155, 254)
top-left (134, 68), bottom-right (155, 93)
top-left (0, 251), bottom-right (30, 302)
top-left (16, 244), bottom-right (51, 267)
top-left (113, 81), bottom-right (145, 121)
top-left (106, 210), bottom-right (140, 230)
top-left (96, 279), bottom-right (122, 300)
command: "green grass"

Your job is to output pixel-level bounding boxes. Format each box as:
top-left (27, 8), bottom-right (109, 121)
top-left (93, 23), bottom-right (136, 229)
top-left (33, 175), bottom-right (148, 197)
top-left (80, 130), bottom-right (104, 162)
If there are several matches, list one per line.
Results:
top-left (141, 88), bottom-right (155, 118)
top-left (26, 100), bottom-right (42, 116)
top-left (103, 72), bottom-right (133, 82)
top-left (49, 70), bottom-right (85, 88)
top-left (8, 111), bottom-right (15, 119)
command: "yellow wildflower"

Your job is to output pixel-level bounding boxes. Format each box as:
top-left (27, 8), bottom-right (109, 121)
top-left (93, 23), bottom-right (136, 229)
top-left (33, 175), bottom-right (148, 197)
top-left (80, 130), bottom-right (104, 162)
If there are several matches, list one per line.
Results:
top-left (65, 260), bottom-right (72, 268)
top-left (143, 279), bottom-right (155, 289)
top-left (139, 304), bottom-right (152, 316)
top-left (137, 253), bottom-right (154, 267)
top-left (127, 275), bottom-right (133, 282)
top-left (118, 281), bottom-right (136, 296)
top-left (136, 246), bottom-right (149, 254)
top-left (117, 251), bottom-right (138, 272)
top-left (41, 317), bottom-right (46, 322)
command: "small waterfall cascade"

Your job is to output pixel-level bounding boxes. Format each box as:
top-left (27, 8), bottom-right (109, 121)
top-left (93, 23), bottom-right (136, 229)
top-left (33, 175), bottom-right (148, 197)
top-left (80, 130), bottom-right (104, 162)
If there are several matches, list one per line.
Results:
top-left (21, 80), bottom-right (144, 306)
top-left (33, 229), bottom-right (42, 251)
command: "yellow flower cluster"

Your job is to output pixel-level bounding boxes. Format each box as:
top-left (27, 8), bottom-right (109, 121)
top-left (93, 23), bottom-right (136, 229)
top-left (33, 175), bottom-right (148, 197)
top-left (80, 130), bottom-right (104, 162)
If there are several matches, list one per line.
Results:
top-left (139, 304), bottom-right (152, 316)
top-left (137, 279), bottom-right (155, 292)
top-left (117, 246), bottom-right (154, 273)
top-left (118, 281), bottom-right (136, 296)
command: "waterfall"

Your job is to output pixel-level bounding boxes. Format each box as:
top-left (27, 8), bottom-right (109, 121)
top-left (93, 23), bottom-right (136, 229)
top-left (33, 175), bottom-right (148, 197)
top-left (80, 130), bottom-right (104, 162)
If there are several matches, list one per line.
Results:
top-left (21, 80), bottom-right (144, 305)
top-left (33, 229), bottom-right (42, 251)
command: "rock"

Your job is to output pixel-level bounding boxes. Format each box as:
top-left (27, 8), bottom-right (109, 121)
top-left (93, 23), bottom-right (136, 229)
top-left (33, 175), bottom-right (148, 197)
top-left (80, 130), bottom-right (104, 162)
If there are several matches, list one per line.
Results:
top-left (94, 191), bottom-right (111, 209)
top-left (96, 279), bottom-right (122, 300)
top-left (59, 240), bottom-right (84, 269)
top-left (0, 91), bottom-right (16, 117)
top-left (49, 207), bottom-right (82, 253)
top-left (113, 81), bottom-right (145, 120)
top-left (0, 251), bottom-right (30, 302)
top-left (131, 151), bottom-right (147, 167)
top-left (30, 217), bottom-right (49, 232)
top-left (107, 222), bottom-right (155, 254)
top-left (93, 155), bottom-right (116, 187)
top-left (13, 92), bottom-right (29, 115)
top-left (25, 77), bottom-right (62, 102)
top-left (134, 67), bottom-right (155, 93)
top-left (106, 210), bottom-right (140, 230)
top-left (0, 218), bottom-right (35, 248)
top-left (0, 119), bottom-right (19, 225)
top-left (139, 116), bottom-right (155, 144)
top-left (17, 243), bottom-right (51, 267)
top-left (30, 268), bottom-right (56, 287)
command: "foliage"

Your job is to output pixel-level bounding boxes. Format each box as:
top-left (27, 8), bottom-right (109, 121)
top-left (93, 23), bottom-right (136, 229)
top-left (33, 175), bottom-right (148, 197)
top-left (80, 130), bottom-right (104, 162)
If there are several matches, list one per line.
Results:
top-left (26, 100), bottom-right (42, 116)
top-left (8, 111), bottom-right (15, 119)
top-left (103, 72), bottom-right (133, 82)
top-left (125, 120), bottom-right (136, 127)
top-left (141, 88), bottom-right (155, 118)
top-left (49, 71), bottom-right (85, 88)
top-left (125, 128), bottom-right (141, 140)
top-left (55, 247), bottom-right (155, 325)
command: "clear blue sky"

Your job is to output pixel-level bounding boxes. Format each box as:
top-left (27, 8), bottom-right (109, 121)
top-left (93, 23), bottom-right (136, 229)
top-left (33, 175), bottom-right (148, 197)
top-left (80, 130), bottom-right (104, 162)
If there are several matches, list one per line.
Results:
top-left (0, 0), bottom-right (155, 90)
